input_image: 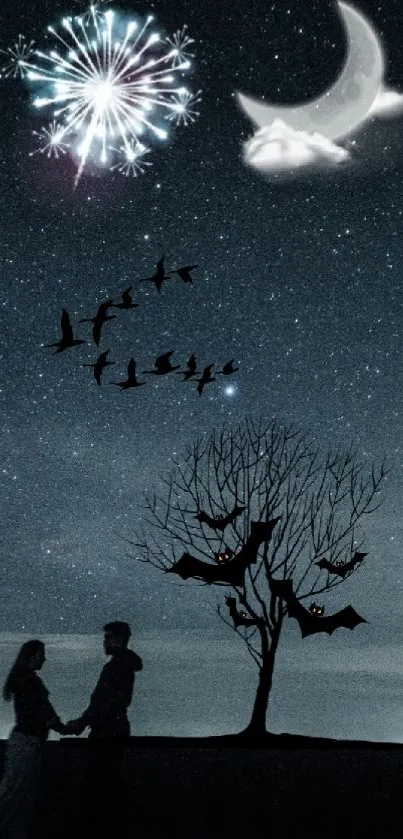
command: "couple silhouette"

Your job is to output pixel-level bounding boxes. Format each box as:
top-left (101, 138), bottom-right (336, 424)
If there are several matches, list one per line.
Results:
top-left (0, 620), bottom-right (142, 838)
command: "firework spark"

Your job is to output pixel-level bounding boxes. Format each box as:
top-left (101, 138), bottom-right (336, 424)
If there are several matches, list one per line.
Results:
top-left (0, 35), bottom-right (36, 78)
top-left (30, 120), bottom-right (71, 158)
top-left (71, 0), bottom-right (111, 26)
top-left (165, 88), bottom-right (202, 126)
top-left (165, 25), bottom-right (195, 68)
top-left (110, 139), bottom-right (152, 176)
top-left (19, 8), bottom-right (200, 184)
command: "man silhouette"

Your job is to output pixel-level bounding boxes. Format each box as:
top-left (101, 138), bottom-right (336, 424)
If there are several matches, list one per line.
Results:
top-left (65, 621), bottom-right (142, 838)
top-left (66, 621), bottom-right (142, 739)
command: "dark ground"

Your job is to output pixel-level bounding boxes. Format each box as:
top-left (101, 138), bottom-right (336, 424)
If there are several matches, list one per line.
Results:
top-left (1, 734), bottom-right (402, 838)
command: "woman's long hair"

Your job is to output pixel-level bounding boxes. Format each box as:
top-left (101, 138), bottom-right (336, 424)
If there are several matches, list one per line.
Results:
top-left (2, 640), bottom-right (44, 702)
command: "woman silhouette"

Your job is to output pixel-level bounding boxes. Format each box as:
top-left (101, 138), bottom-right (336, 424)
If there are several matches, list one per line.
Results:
top-left (0, 639), bottom-right (66, 837)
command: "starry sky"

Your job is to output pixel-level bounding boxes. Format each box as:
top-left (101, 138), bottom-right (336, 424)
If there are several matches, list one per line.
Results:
top-left (1, 0), bottom-right (403, 741)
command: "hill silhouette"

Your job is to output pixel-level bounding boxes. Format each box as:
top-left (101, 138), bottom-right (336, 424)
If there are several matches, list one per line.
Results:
top-left (1, 733), bottom-right (401, 838)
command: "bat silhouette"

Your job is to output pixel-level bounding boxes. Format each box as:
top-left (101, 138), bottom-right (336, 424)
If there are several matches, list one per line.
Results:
top-left (214, 547), bottom-right (234, 563)
top-left (169, 264), bottom-right (198, 283)
top-left (44, 309), bottom-right (87, 354)
top-left (226, 596), bottom-right (260, 627)
top-left (166, 517), bottom-right (281, 586)
top-left (195, 503), bottom-right (246, 531)
top-left (79, 300), bottom-right (117, 346)
top-left (111, 286), bottom-right (139, 310)
top-left (309, 602), bottom-right (324, 616)
top-left (315, 552), bottom-right (367, 578)
top-left (270, 577), bottom-right (366, 638)
top-left (82, 349), bottom-right (115, 385)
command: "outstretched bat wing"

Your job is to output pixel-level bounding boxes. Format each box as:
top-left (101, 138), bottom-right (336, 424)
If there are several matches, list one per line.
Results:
top-left (346, 552), bottom-right (367, 571)
top-left (295, 604), bottom-right (366, 638)
top-left (168, 518), bottom-right (281, 586)
top-left (226, 504), bottom-right (246, 523)
top-left (315, 552), bottom-right (367, 578)
top-left (166, 553), bottom-right (220, 583)
top-left (271, 577), bottom-right (366, 638)
top-left (315, 558), bottom-right (335, 573)
top-left (223, 517), bottom-right (282, 585)
top-left (195, 510), bottom-right (222, 528)
top-left (166, 548), bottom-right (253, 586)
top-left (320, 605), bottom-right (366, 635)
top-left (195, 503), bottom-right (246, 531)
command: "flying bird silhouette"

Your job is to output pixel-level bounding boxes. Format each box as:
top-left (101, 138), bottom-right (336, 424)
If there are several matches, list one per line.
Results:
top-left (79, 300), bottom-right (117, 346)
top-left (143, 351), bottom-right (180, 375)
top-left (169, 264), bottom-right (198, 284)
top-left (166, 518), bottom-right (281, 585)
top-left (176, 353), bottom-right (199, 380)
top-left (139, 256), bottom-right (169, 293)
top-left (83, 350), bottom-right (115, 386)
top-left (218, 359), bottom-right (239, 375)
top-left (112, 358), bottom-right (146, 390)
top-left (44, 309), bottom-right (87, 354)
top-left (111, 286), bottom-right (140, 310)
top-left (195, 363), bottom-right (216, 395)
top-left (195, 503), bottom-right (246, 531)
top-left (315, 552), bottom-right (367, 578)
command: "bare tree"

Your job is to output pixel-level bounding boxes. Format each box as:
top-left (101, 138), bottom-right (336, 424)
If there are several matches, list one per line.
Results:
top-left (121, 418), bottom-right (387, 739)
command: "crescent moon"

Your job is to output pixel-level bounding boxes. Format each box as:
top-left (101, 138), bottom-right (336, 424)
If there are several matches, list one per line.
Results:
top-left (236, 2), bottom-right (385, 141)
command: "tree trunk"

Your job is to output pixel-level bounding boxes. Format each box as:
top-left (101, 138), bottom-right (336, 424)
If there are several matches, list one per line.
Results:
top-left (240, 623), bottom-right (281, 740)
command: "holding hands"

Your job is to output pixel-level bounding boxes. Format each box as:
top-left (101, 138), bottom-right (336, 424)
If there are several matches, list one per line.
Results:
top-left (47, 713), bottom-right (87, 736)
top-left (63, 718), bottom-right (86, 736)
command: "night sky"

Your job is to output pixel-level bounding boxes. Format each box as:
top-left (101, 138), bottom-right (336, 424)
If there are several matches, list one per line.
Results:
top-left (1, 0), bottom-right (403, 741)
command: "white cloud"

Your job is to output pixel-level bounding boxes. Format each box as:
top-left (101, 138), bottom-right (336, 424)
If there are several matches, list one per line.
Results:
top-left (242, 118), bottom-right (350, 174)
top-left (368, 84), bottom-right (403, 117)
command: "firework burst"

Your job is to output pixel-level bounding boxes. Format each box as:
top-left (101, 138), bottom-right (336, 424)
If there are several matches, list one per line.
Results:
top-left (71, 0), bottom-right (111, 26)
top-left (110, 139), bottom-right (152, 176)
top-left (29, 120), bottom-right (70, 158)
top-left (17, 8), bottom-right (200, 184)
top-left (165, 25), bottom-right (195, 68)
top-left (165, 88), bottom-right (202, 126)
top-left (0, 35), bottom-right (36, 79)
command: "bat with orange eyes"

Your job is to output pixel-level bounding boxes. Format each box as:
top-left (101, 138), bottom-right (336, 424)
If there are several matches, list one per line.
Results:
top-left (225, 597), bottom-right (260, 627)
top-left (270, 578), bottom-right (366, 638)
top-left (214, 547), bottom-right (234, 564)
top-left (315, 552), bottom-right (367, 578)
top-left (166, 517), bottom-right (281, 586)
top-left (194, 503), bottom-right (246, 531)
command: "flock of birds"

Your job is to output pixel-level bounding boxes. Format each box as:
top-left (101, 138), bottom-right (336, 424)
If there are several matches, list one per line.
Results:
top-left (43, 257), bottom-right (239, 396)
